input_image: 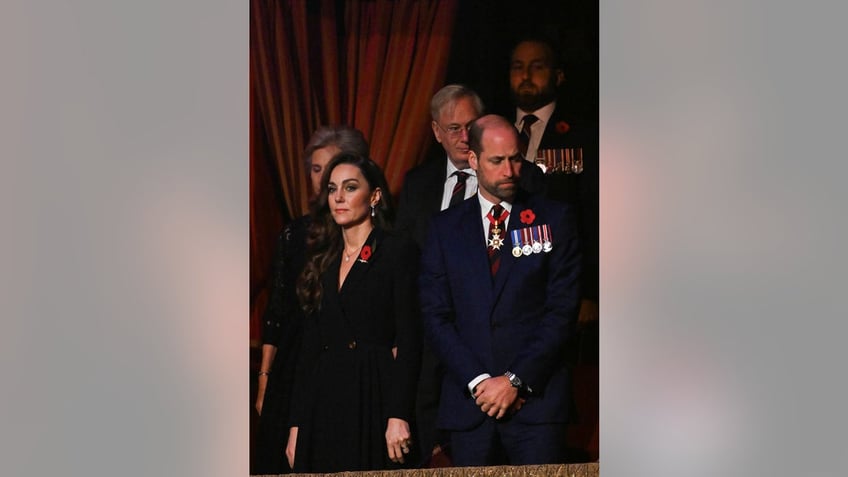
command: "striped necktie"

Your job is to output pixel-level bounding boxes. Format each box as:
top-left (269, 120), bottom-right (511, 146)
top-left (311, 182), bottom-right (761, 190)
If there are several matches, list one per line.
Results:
top-left (519, 114), bottom-right (538, 159)
top-left (448, 171), bottom-right (469, 208)
top-left (487, 204), bottom-right (508, 276)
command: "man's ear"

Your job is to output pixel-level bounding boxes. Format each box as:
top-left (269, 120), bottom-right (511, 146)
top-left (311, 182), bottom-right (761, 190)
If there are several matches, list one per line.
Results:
top-left (468, 151), bottom-right (479, 170)
top-left (555, 68), bottom-right (565, 87)
top-left (431, 120), bottom-right (443, 144)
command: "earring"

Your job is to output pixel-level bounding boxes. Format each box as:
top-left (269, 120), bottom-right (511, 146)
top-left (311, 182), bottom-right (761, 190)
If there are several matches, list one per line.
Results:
top-left (371, 205), bottom-right (376, 217)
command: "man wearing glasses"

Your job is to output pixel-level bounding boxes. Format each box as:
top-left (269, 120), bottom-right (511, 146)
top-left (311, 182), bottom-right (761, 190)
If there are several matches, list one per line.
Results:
top-left (396, 84), bottom-right (482, 466)
top-left (396, 84), bottom-right (544, 466)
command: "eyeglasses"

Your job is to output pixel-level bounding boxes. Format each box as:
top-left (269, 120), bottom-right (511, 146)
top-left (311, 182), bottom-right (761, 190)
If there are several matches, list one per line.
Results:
top-left (436, 122), bottom-right (471, 137)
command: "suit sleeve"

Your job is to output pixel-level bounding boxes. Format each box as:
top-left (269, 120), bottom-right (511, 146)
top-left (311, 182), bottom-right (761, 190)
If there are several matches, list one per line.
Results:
top-left (419, 218), bottom-right (489, 391)
top-left (386, 237), bottom-right (422, 420)
top-left (510, 204), bottom-right (582, 391)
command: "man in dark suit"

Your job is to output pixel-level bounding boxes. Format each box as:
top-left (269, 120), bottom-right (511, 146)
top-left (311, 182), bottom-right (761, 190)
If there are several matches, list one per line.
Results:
top-left (396, 84), bottom-right (483, 249)
top-left (510, 34), bottom-right (598, 327)
top-left (510, 37), bottom-right (599, 460)
top-left (395, 84), bottom-right (483, 465)
top-left (419, 114), bottom-right (581, 466)
top-left (397, 85), bottom-right (544, 465)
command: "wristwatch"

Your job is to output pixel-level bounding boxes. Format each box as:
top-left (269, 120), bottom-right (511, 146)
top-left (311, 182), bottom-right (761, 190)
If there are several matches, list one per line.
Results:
top-left (504, 371), bottom-right (523, 389)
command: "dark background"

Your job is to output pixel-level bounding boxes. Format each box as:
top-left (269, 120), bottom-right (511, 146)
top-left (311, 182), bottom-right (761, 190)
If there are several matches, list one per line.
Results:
top-left (444, 0), bottom-right (598, 123)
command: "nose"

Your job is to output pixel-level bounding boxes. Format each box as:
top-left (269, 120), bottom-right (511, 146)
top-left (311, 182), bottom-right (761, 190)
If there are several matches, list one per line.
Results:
top-left (333, 189), bottom-right (344, 202)
top-left (502, 160), bottom-right (515, 178)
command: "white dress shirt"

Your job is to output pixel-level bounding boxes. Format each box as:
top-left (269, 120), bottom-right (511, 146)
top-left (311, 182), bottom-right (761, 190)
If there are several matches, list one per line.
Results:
top-left (516, 101), bottom-right (556, 162)
top-left (440, 159), bottom-right (477, 211)
top-left (467, 193), bottom-right (513, 395)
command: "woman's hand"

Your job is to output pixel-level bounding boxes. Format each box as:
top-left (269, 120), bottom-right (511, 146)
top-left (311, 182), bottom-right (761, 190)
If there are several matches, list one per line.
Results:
top-left (385, 417), bottom-right (412, 464)
top-left (285, 427), bottom-right (298, 469)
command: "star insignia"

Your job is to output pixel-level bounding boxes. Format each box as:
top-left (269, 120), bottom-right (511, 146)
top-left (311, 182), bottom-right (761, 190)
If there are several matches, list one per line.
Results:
top-left (488, 232), bottom-right (504, 250)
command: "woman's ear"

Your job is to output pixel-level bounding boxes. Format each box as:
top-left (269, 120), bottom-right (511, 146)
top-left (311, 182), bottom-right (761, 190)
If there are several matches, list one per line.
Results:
top-left (371, 187), bottom-right (382, 207)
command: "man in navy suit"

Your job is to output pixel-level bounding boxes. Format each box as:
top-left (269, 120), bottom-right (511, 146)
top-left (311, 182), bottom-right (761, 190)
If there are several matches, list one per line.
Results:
top-left (397, 85), bottom-right (544, 465)
top-left (419, 114), bottom-right (581, 466)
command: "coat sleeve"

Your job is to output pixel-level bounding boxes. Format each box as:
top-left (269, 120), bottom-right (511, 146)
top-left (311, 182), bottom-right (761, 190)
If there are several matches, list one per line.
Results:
top-left (419, 217), bottom-right (489, 392)
top-left (386, 237), bottom-right (422, 421)
top-left (288, 310), bottom-right (320, 427)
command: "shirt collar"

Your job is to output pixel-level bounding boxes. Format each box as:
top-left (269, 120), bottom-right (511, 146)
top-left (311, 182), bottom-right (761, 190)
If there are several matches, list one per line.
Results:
top-left (516, 101), bottom-right (557, 128)
top-left (477, 193), bottom-right (513, 219)
top-left (445, 156), bottom-right (475, 180)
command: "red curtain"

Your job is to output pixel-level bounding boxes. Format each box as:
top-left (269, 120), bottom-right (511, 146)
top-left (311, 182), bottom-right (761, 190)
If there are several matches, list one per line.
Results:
top-left (250, 0), bottom-right (458, 342)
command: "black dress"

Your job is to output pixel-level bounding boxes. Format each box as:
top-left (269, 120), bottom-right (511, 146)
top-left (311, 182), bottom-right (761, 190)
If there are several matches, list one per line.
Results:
top-left (254, 216), bottom-right (309, 474)
top-left (290, 228), bottom-right (422, 473)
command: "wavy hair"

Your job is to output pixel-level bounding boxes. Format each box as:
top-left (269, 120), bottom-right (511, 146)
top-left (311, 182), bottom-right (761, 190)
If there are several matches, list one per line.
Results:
top-left (296, 152), bottom-right (394, 315)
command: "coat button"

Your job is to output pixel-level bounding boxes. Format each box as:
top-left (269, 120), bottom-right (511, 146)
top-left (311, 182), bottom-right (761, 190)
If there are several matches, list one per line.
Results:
top-left (323, 345), bottom-right (329, 351)
top-left (348, 341), bottom-right (357, 350)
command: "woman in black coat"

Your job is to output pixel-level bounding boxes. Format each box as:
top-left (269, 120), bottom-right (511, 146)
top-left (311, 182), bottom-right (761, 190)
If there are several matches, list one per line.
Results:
top-left (286, 153), bottom-right (421, 473)
top-left (253, 126), bottom-right (369, 474)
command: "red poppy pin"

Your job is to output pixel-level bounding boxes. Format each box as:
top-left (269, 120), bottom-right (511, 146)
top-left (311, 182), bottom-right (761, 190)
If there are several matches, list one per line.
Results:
top-left (358, 245), bottom-right (372, 263)
top-left (520, 209), bottom-right (536, 225)
top-left (555, 120), bottom-right (570, 134)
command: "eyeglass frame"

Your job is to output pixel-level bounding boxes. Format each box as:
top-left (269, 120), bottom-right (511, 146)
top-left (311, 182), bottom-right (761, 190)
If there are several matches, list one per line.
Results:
top-left (434, 120), bottom-right (473, 138)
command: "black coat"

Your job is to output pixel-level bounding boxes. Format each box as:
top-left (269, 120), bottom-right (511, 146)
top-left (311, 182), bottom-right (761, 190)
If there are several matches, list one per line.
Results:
top-left (290, 228), bottom-right (422, 473)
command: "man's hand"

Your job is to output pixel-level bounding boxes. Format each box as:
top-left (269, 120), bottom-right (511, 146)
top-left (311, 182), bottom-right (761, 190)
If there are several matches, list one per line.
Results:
top-left (473, 376), bottom-right (519, 419)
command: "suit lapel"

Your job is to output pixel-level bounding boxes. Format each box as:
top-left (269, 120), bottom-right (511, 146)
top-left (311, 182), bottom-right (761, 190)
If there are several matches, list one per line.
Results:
top-left (458, 199), bottom-right (494, 306)
top-left (425, 158), bottom-right (448, 215)
top-left (338, 228), bottom-right (381, 297)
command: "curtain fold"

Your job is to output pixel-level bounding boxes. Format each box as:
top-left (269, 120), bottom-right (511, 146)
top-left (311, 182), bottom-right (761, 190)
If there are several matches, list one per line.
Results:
top-left (253, 0), bottom-right (457, 217)
top-left (250, 0), bottom-right (458, 341)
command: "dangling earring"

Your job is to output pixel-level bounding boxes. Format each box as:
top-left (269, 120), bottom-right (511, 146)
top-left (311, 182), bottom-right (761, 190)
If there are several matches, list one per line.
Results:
top-left (370, 204), bottom-right (376, 217)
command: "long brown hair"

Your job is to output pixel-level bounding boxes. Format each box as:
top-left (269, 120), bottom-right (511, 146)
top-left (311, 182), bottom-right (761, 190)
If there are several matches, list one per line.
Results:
top-left (296, 153), bottom-right (394, 315)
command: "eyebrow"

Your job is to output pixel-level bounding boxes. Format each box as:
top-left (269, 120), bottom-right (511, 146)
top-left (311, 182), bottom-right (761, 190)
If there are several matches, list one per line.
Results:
top-left (328, 178), bottom-right (361, 185)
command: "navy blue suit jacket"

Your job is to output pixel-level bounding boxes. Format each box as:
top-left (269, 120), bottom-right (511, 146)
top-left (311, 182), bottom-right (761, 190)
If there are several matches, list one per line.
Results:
top-left (419, 191), bottom-right (581, 431)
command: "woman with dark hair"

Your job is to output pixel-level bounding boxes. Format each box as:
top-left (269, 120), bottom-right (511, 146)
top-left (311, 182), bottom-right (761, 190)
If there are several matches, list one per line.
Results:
top-left (286, 153), bottom-right (421, 473)
top-left (254, 126), bottom-right (369, 474)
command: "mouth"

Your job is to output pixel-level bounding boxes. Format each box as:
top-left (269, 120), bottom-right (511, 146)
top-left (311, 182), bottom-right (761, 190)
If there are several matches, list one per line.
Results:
top-left (518, 83), bottom-right (536, 94)
top-left (333, 208), bottom-right (348, 214)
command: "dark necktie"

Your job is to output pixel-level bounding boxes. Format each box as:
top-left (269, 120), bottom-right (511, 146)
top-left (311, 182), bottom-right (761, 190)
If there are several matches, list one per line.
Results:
top-left (487, 204), bottom-right (508, 276)
top-left (448, 171), bottom-right (469, 208)
top-left (518, 114), bottom-right (538, 159)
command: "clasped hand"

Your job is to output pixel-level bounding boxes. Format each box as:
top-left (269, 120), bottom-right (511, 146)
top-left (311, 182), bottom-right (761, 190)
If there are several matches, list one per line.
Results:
top-left (473, 376), bottom-right (525, 419)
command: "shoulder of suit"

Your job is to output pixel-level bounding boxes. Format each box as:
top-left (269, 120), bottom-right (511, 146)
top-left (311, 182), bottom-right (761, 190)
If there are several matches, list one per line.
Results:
top-left (403, 156), bottom-right (445, 184)
top-left (431, 195), bottom-right (473, 222)
top-left (520, 192), bottom-right (575, 217)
